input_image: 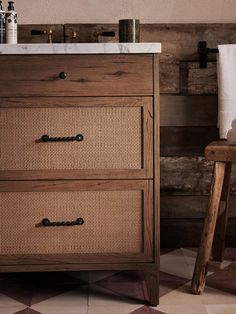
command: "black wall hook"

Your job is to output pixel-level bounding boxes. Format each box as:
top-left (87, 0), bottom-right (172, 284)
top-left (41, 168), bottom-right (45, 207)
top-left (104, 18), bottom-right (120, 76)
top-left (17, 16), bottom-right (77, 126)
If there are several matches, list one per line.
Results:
top-left (198, 41), bottom-right (218, 68)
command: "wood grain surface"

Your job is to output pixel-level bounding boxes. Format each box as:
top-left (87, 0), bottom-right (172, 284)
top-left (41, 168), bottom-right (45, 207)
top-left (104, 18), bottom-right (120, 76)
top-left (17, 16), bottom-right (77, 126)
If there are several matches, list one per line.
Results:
top-left (0, 55), bottom-right (153, 97)
top-left (160, 95), bottom-right (217, 126)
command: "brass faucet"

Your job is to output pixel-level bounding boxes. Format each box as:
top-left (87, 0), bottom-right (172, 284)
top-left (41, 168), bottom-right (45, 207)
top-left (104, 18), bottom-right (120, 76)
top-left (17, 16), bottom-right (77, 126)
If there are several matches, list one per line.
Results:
top-left (31, 29), bottom-right (53, 43)
top-left (65, 31), bottom-right (78, 42)
top-left (71, 31), bottom-right (77, 40)
top-left (47, 29), bottom-right (53, 43)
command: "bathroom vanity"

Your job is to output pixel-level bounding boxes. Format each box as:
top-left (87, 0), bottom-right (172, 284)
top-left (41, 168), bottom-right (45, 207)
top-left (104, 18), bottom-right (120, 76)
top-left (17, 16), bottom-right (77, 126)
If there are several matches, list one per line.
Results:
top-left (0, 43), bottom-right (161, 305)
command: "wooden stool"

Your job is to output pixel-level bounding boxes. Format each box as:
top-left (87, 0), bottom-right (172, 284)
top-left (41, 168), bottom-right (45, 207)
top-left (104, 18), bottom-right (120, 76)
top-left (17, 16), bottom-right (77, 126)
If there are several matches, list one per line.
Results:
top-left (191, 141), bottom-right (234, 295)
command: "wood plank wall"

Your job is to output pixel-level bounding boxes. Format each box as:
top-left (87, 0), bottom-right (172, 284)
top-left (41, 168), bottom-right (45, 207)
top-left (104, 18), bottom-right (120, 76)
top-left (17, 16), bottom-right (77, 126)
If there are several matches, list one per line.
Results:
top-left (17, 24), bottom-right (236, 247)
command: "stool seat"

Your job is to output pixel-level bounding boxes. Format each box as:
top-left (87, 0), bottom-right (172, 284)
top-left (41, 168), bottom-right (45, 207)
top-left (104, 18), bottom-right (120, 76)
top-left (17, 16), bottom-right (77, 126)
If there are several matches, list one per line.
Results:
top-left (205, 140), bottom-right (236, 162)
top-left (191, 141), bottom-right (233, 295)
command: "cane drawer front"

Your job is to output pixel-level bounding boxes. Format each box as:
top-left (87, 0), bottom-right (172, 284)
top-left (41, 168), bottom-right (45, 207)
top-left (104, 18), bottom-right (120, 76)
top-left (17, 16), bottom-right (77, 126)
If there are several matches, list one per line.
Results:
top-left (0, 180), bottom-right (153, 263)
top-left (0, 55), bottom-right (153, 97)
top-left (0, 98), bottom-right (153, 179)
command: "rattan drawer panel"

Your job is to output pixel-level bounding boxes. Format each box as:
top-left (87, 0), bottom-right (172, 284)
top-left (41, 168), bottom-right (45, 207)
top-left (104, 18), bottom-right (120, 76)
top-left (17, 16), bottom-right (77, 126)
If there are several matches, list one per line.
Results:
top-left (0, 106), bottom-right (144, 172)
top-left (0, 190), bottom-right (143, 255)
top-left (0, 55), bottom-right (153, 96)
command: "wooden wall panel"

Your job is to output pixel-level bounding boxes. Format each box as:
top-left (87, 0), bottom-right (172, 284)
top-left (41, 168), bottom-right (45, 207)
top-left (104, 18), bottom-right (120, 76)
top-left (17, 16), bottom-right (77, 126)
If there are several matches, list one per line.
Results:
top-left (161, 195), bottom-right (236, 218)
top-left (161, 218), bottom-right (236, 248)
top-left (160, 95), bottom-right (217, 126)
top-left (141, 24), bottom-right (236, 61)
top-left (18, 24), bottom-right (64, 43)
top-left (160, 61), bottom-right (180, 94)
top-left (161, 127), bottom-right (219, 156)
top-left (64, 23), bottom-right (118, 43)
top-left (161, 157), bottom-right (236, 195)
top-left (160, 157), bottom-right (213, 195)
top-left (180, 62), bottom-right (217, 95)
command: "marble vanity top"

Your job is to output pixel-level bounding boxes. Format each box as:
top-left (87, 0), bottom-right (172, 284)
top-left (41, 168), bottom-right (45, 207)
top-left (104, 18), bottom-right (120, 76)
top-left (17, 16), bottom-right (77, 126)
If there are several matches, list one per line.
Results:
top-left (0, 43), bottom-right (161, 54)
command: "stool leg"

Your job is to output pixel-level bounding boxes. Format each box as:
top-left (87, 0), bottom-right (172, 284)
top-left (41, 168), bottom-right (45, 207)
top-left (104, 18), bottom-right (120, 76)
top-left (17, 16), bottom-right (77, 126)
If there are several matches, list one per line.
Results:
top-left (212, 162), bottom-right (232, 262)
top-left (191, 161), bottom-right (226, 295)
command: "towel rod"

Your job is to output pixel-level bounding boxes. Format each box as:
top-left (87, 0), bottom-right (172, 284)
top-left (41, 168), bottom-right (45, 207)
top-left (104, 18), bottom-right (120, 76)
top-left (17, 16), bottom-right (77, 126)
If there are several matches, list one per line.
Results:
top-left (198, 41), bottom-right (218, 69)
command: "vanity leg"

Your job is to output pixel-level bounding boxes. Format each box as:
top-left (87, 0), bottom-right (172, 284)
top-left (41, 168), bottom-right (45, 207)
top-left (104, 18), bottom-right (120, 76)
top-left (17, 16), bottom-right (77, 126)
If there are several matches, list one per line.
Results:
top-left (144, 269), bottom-right (159, 306)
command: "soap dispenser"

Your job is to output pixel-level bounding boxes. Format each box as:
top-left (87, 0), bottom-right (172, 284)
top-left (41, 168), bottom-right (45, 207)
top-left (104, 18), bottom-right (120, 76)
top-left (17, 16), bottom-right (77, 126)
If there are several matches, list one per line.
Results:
top-left (6, 1), bottom-right (17, 44)
top-left (0, 0), bottom-right (5, 43)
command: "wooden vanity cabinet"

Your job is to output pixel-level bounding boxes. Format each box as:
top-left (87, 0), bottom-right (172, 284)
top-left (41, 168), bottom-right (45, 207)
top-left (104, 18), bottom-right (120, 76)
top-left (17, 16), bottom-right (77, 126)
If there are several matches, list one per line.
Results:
top-left (0, 53), bottom-right (160, 305)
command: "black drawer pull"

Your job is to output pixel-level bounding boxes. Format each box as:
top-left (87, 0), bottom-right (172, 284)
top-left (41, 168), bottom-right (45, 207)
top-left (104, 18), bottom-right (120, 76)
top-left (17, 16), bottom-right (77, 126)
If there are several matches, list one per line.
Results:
top-left (59, 72), bottom-right (67, 79)
top-left (41, 217), bottom-right (84, 227)
top-left (41, 134), bottom-right (83, 142)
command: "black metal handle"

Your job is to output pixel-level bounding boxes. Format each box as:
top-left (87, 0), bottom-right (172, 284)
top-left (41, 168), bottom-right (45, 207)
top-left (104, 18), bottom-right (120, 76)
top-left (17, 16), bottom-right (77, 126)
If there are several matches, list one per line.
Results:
top-left (59, 72), bottom-right (67, 79)
top-left (101, 31), bottom-right (115, 37)
top-left (41, 134), bottom-right (83, 142)
top-left (31, 29), bottom-right (47, 36)
top-left (41, 217), bottom-right (84, 227)
top-left (198, 41), bottom-right (219, 68)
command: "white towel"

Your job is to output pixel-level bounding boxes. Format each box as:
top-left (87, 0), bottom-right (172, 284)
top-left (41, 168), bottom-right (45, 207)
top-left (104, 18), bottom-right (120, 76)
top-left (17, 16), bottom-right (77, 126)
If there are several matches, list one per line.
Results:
top-left (218, 44), bottom-right (236, 141)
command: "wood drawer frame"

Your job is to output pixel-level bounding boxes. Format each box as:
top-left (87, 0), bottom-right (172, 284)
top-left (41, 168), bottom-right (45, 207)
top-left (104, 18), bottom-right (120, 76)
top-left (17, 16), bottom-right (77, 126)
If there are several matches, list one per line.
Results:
top-left (0, 97), bottom-right (153, 180)
top-left (0, 179), bottom-right (153, 268)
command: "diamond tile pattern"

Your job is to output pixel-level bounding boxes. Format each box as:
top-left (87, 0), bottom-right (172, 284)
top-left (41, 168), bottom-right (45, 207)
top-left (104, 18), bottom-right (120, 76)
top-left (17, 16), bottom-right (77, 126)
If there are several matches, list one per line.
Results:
top-left (0, 272), bottom-right (85, 307)
top-left (206, 263), bottom-right (236, 295)
top-left (0, 248), bottom-right (235, 314)
top-left (94, 271), bottom-right (149, 303)
top-left (14, 309), bottom-right (42, 314)
top-left (159, 272), bottom-right (189, 297)
top-left (129, 306), bottom-right (166, 313)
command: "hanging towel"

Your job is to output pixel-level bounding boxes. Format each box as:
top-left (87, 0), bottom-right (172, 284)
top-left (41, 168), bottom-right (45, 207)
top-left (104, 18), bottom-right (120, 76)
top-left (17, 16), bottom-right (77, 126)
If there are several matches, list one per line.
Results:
top-left (218, 45), bottom-right (236, 141)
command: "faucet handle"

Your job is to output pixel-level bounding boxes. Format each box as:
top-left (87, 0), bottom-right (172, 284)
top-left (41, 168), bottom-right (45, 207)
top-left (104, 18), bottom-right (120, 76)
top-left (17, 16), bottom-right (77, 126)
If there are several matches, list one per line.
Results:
top-left (31, 30), bottom-right (47, 35)
top-left (31, 29), bottom-right (53, 43)
top-left (65, 31), bottom-right (78, 42)
top-left (100, 31), bottom-right (115, 37)
top-left (94, 31), bottom-right (116, 43)
top-left (71, 31), bottom-right (77, 39)
top-left (94, 31), bottom-right (115, 38)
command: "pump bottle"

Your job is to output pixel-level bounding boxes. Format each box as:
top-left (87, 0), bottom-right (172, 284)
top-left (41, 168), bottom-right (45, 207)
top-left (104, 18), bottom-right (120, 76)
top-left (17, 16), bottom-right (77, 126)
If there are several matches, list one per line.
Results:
top-left (0, 1), bottom-right (5, 43)
top-left (6, 1), bottom-right (17, 44)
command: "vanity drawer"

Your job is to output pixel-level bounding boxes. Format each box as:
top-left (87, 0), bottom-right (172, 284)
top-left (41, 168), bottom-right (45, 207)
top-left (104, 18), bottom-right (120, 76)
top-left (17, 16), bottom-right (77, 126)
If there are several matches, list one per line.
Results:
top-left (0, 97), bottom-right (153, 179)
top-left (0, 180), bottom-right (153, 263)
top-left (0, 55), bottom-right (153, 97)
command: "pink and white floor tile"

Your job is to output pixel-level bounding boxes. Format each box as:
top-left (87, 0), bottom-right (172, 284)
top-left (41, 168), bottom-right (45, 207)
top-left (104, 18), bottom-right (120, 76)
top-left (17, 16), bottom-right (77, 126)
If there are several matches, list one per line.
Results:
top-left (0, 248), bottom-right (235, 314)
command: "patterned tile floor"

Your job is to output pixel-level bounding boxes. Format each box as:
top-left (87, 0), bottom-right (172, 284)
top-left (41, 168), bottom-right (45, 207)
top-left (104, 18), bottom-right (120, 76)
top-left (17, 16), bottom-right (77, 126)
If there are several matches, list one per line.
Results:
top-left (0, 248), bottom-right (235, 314)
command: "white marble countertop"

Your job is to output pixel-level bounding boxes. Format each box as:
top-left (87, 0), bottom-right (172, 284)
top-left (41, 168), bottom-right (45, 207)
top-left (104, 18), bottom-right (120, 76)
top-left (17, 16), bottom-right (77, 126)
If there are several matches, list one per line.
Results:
top-left (0, 43), bottom-right (161, 54)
